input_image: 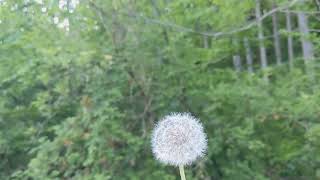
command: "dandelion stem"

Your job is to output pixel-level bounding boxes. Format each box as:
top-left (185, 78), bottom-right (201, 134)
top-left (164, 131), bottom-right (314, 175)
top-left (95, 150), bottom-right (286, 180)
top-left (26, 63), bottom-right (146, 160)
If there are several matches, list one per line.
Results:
top-left (179, 165), bottom-right (186, 180)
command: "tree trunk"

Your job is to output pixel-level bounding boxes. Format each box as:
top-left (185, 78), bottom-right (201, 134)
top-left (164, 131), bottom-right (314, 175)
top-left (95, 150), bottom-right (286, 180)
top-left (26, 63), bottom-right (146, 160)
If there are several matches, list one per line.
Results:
top-left (297, 12), bottom-right (314, 61)
top-left (272, 1), bottom-right (282, 65)
top-left (286, 9), bottom-right (294, 69)
top-left (232, 38), bottom-right (241, 72)
top-left (203, 35), bottom-right (209, 49)
top-left (233, 55), bottom-right (242, 72)
top-left (297, 10), bottom-right (315, 83)
top-left (255, 0), bottom-right (268, 81)
top-left (244, 37), bottom-right (254, 73)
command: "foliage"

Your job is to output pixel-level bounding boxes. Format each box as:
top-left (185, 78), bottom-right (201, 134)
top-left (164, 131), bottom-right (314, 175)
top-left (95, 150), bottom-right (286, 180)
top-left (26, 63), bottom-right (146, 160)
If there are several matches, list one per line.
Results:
top-left (1, 0), bottom-right (320, 179)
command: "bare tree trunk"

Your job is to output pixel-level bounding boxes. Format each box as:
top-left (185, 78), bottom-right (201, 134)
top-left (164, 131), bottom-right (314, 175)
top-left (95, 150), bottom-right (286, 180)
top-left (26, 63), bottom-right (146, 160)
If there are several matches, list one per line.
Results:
top-left (233, 55), bottom-right (242, 72)
top-left (272, 1), bottom-right (282, 65)
top-left (232, 38), bottom-right (241, 72)
top-left (203, 24), bottom-right (211, 49)
top-left (255, 0), bottom-right (268, 81)
top-left (297, 12), bottom-right (314, 61)
top-left (244, 37), bottom-right (254, 73)
top-left (286, 9), bottom-right (294, 69)
top-left (297, 10), bottom-right (315, 84)
top-left (203, 35), bottom-right (209, 49)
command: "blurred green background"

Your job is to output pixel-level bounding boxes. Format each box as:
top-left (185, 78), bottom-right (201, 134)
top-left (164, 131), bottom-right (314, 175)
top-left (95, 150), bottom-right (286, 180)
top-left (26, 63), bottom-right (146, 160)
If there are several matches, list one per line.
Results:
top-left (1, 0), bottom-right (320, 179)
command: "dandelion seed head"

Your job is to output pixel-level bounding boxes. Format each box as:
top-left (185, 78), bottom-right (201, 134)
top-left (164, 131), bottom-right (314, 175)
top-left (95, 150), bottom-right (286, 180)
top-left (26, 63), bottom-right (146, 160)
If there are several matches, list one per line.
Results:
top-left (151, 112), bottom-right (207, 166)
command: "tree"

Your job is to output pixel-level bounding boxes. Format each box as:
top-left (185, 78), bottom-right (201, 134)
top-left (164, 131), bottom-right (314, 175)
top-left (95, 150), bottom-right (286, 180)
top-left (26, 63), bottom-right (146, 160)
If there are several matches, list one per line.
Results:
top-left (255, 0), bottom-right (268, 81)
top-left (1, 0), bottom-right (320, 179)
top-left (272, 0), bottom-right (282, 65)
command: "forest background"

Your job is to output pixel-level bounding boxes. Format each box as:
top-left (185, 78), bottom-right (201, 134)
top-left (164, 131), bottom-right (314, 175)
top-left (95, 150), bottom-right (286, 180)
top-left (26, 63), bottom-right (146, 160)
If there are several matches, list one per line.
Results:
top-left (1, 0), bottom-right (320, 179)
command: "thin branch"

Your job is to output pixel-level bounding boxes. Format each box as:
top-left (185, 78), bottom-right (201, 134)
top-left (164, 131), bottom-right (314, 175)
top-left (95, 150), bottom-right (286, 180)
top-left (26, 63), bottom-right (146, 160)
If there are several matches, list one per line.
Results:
top-left (88, 0), bottom-right (300, 38)
top-left (122, 0), bottom-right (300, 38)
top-left (280, 10), bottom-right (320, 14)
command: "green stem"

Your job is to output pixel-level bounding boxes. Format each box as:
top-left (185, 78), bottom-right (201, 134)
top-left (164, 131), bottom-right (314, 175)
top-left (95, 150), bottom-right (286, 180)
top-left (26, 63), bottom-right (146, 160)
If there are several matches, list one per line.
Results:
top-left (179, 165), bottom-right (186, 180)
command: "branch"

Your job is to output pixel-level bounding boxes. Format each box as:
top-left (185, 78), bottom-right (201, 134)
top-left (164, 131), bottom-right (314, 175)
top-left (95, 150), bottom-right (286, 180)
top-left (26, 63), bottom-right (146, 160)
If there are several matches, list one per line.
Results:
top-left (88, 0), bottom-right (300, 39)
top-left (123, 0), bottom-right (300, 38)
top-left (280, 10), bottom-right (320, 14)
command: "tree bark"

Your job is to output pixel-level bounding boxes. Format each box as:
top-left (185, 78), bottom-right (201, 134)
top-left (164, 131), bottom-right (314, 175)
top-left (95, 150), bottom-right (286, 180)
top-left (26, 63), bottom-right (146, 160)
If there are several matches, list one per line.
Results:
top-left (203, 35), bottom-right (209, 49)
top-left (272, 1), bottom-right (282, 65)
top-left (297, 10), bottom-right (315, 83)
top-left (286, 9), bottom-right (294, 69)
top-left (232, 38), bottom-right (242, 72)
top-left (255, 0), bottom-right (268, 81)
top-left (244, 37), bottom-right (253, 73)
top-left (233, 55), bottom-right (242, 72)
top-left (297, 12), bottom-right (314, 61)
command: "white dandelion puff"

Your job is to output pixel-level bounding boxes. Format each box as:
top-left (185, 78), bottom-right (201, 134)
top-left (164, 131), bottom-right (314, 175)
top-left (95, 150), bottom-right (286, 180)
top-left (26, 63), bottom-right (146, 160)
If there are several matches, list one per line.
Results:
top-left (151, 112), bottom-right (207, 166)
